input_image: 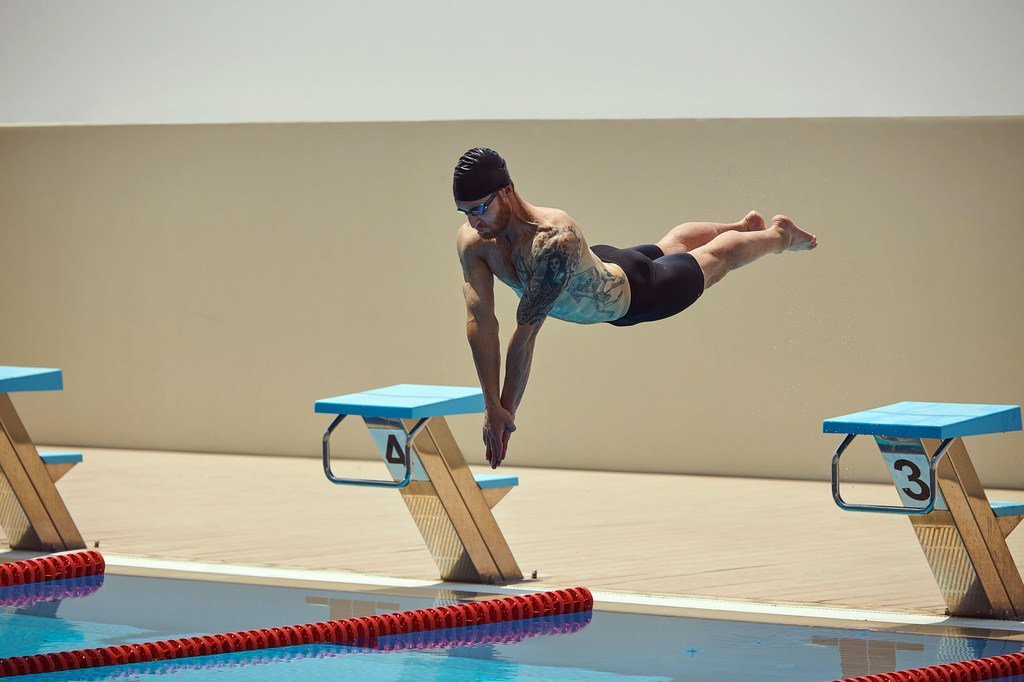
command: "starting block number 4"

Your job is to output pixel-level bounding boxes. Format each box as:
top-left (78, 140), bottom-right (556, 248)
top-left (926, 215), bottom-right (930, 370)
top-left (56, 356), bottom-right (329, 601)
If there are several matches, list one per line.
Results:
top-left (881, 450), bottom-right (948, 512)
top-left (365, 424), bottom-right (429, 483)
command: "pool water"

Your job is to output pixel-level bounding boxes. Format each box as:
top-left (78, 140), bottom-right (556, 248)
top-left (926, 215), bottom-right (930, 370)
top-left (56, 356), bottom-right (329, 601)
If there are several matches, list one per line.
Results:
top-left (1, 572), bottom-right (1022, 680)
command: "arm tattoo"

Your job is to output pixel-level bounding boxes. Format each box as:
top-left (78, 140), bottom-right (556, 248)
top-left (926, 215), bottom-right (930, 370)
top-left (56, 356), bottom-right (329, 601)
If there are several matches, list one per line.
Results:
top-left (515, 230), bottom-right (580, 325)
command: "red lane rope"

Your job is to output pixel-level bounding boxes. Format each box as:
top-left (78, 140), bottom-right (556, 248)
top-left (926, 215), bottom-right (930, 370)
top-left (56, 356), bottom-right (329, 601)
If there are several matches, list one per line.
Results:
top-left (40, 613), bottom-right (591, 680)
top-left (0, 550), bottom-right (105, 587)
top-left (379, 613), bottom-right (591, 651)
top-left (837, 650), bottom-right (1024, 681)
top-left (0, 586), bottom-right (593, 677)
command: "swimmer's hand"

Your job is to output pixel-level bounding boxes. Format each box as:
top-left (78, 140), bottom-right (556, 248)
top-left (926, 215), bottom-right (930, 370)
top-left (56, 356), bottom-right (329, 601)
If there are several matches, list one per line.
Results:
top-left (483, 407), bottom-right (516, 469)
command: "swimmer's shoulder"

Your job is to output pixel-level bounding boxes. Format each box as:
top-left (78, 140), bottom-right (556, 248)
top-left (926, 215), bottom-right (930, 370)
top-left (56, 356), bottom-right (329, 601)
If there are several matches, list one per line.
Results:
top-left (456, 221), bottom-right (486, 259)
top-left (536, 207), bottom-right (577, 229)
top-left (534, 208), bottom-right (584, 250)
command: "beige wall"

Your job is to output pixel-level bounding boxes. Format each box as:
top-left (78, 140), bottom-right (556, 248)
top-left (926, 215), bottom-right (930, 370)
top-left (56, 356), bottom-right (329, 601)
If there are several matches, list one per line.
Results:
top-left (1, 119), bottom-right (1022, 484)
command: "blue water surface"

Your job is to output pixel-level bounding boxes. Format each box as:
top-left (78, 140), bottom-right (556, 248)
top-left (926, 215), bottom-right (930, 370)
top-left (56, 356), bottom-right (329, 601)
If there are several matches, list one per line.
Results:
top-left (1, 574), bottom-right (1022, 681)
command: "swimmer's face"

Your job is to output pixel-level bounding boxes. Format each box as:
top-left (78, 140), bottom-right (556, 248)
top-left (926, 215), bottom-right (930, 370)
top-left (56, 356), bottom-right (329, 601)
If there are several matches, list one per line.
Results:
top-left (456, 186), bottom-right (511, 238)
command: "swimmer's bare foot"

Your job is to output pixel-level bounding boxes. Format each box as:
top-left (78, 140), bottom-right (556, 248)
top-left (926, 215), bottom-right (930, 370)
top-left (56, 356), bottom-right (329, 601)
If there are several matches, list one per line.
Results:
top-left (771, 214), bottom-right (817, 251)
top-left (741, 210), bottom-right (765, 232)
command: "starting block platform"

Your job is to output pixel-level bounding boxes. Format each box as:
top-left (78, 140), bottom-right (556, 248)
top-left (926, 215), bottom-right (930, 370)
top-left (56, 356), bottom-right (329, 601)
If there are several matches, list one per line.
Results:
top-left (825, 401), bottom-right (1024, 619)
top-left (0, 366), bottom-right (86, 552)
top-left (316, 384), bottom-right (522, 584)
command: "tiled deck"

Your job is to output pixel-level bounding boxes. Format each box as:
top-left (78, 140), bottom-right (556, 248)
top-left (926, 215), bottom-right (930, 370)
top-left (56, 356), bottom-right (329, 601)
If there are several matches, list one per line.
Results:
top-left (4, 447), bottom-right (1024, 616)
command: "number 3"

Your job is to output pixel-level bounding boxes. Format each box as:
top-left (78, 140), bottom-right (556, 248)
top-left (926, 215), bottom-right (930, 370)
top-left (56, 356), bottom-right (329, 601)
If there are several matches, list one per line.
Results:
top-left (893, 458), bottom-right (930, 501)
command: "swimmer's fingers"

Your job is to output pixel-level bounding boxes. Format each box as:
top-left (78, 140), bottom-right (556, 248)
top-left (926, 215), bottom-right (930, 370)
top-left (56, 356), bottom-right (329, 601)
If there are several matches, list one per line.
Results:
top-left (482, 427), bottom-right (491, 465)
top-left (496, 424), bottom-right (514, 469)
top-left (483, 425), bottom-right (501, 467)
top-left (489, 429), bottom-right (504, 469)
top-left (483, 430), bottom-right (493, 466)
top-left (491, 429), bottom-right (502, 469)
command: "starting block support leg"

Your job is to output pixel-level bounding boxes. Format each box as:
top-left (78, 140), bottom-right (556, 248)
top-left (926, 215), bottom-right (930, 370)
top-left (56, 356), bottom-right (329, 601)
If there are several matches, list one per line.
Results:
top-left (908, 437), bottom-right (1024, 618)
top-left (391, 416), bottom-right (521, 583)
top-left (0, 392), bottom-right (85, 551)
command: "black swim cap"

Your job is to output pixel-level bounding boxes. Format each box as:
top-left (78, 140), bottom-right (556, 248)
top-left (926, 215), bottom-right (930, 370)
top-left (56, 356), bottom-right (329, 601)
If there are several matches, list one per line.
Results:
top-left (453, 147), bottom-right (511, 201)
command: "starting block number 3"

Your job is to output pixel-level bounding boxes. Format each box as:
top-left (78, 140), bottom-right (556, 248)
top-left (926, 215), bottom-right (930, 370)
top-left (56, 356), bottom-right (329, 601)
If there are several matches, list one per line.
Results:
top-left (881, 451), bottom-right (948, 511)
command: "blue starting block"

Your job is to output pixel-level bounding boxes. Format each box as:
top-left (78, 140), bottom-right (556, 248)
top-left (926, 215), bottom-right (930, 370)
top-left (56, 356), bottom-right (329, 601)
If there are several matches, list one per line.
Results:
top-left (826, 402), bottom-right (1021, 515)
top-left (315, 384), bottom-right (522, 584)
top-left (825, 401), bottom-right (1024, 619)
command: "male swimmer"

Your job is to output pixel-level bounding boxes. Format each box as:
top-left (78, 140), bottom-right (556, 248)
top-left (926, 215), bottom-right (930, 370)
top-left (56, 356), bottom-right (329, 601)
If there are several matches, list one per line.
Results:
top-left (454, 148), bottom-right (817, 469)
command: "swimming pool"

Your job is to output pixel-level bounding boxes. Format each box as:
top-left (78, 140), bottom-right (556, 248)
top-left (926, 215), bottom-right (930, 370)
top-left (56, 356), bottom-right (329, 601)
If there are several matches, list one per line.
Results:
top-left (2, 557), bottom-right (1023, 680)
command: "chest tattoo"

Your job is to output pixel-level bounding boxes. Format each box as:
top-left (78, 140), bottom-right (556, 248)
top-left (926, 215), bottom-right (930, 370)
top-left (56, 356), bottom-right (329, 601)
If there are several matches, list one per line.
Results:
top-left (564, 266), bottom-right (624, 314)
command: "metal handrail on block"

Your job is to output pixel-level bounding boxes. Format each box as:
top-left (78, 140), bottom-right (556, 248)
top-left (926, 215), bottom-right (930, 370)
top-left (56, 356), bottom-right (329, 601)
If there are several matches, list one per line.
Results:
top-left (831, 433), bottom-right (954, 515)
top-left (321, 413), bottom-right (428, 489)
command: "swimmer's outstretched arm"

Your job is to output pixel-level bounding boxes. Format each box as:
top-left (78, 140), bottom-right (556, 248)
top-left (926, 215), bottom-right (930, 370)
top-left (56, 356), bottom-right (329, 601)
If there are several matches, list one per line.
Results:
top-left (460, 247), bottom-right (516, 468)
top-left (498, 319), bottom-right (542, 423)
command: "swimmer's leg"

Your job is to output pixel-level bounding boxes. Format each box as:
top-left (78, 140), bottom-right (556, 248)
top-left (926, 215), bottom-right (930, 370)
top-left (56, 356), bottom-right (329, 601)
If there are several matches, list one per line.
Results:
top-left (689, 215), bottom-right (817, 289)
top-left (656, 211), bottom-right (764, 255)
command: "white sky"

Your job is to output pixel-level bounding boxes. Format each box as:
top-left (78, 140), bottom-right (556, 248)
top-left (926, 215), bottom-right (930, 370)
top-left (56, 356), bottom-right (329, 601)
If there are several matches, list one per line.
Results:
top-left (2, 0), bottom-right (1022, 124)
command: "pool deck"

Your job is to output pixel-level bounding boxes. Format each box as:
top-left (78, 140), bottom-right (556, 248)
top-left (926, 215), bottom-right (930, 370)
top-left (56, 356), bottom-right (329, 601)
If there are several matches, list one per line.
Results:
top-left (3, 447), bottom-right (1024, 616)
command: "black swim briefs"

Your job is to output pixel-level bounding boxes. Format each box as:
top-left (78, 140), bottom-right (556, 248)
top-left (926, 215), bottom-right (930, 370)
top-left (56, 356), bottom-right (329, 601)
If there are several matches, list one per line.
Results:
top-left (591, 244), bottom-right (705, 327)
